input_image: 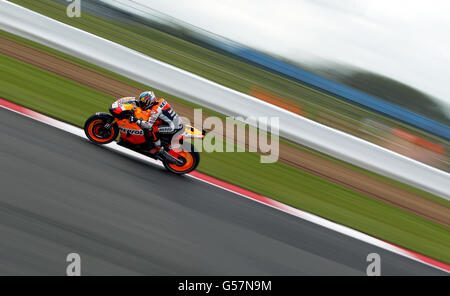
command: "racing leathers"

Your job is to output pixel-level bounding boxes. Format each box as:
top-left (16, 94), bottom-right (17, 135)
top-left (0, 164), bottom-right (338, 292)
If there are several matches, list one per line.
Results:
top-left (135, 98), bottom-right (182, 136)
top-left (119, 96), bottom-right (183, 153)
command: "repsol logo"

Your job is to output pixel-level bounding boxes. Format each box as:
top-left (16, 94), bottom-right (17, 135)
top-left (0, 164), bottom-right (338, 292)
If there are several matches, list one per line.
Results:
top-left (119, 127), bottom-right (144, 135)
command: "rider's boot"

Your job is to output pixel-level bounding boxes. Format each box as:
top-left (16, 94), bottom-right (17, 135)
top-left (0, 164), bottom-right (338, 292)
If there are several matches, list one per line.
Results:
top-left (147, 139), bottom-right (161, 154)
top-left (145, 131), bottom-right (183, 165)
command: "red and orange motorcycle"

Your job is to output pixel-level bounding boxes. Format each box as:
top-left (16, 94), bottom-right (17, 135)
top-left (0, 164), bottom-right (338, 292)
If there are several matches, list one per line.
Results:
top-left (84, 100), bottom-right (204, 175)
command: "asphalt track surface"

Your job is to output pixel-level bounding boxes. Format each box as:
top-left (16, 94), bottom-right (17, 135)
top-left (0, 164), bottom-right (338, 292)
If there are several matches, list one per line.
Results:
top-left (0, 108), bottom-right (445, 275)
top-left (0, 34), bottom-right (448, 226)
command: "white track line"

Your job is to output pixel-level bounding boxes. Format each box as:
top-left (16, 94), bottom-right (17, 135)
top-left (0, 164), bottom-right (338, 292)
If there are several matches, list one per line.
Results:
top-left (0, 99), bottom-right (448, 273)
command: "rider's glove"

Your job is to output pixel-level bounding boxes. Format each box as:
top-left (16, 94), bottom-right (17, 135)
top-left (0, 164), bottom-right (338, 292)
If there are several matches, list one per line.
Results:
top-left (130, 115), bottom-right (144, 127)
top-left (129, 115), bottom-right (138, 123)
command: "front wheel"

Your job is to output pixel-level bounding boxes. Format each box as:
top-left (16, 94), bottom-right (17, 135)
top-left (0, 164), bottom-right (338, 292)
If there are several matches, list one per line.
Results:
top-left (163, 143), bottom-right (200, 175)
top-left (84, 114), bottom-right (118, 144)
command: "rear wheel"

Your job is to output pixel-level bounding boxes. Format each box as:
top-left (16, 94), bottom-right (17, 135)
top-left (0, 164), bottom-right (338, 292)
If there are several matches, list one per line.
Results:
top-left (163, 143), bottom-right (200, 175)
top-left (84, 114), bottom-right (118, 144)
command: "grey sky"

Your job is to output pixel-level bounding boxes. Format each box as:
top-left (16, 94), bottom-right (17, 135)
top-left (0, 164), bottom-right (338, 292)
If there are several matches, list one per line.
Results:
top-left (108, 0), bottom-right (450, 113)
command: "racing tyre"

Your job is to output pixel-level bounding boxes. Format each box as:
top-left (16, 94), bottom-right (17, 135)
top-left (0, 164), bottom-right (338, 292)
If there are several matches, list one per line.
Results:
top-left (84, 114), bottom-right (118, 144)
top-left (163, 143), bottom-right (200, 175)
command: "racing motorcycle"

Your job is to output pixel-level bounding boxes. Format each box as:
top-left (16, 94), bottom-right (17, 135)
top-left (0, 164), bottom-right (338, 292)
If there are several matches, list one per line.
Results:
top-left (83, 100), bottom-right (204, 175)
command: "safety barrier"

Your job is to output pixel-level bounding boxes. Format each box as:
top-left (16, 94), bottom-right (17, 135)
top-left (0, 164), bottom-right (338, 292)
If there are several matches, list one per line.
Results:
top-left (0, 1), bottom-right (448, 199)
top-left (230, 48), bottom-right (450, 140)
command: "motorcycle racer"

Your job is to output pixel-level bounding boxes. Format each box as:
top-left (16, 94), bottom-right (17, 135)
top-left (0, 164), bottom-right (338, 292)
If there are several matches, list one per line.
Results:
top-left (114, 90), bottom-right (184, 157)
top-left (85, 90), bottom-right (203, 174)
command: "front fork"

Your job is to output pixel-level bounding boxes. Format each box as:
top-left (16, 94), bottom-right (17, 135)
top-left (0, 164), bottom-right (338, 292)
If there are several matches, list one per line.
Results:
top-left (103, 118), bottom-right (117, 130)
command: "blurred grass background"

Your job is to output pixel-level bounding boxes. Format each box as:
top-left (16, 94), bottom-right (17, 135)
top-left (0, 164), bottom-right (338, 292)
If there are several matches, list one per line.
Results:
top-left (8, 0), bottom-right (449, 171)
top-left (0, 30), bottom-right (449, 263)
top-left (1, 27), bottom-right (446, 207)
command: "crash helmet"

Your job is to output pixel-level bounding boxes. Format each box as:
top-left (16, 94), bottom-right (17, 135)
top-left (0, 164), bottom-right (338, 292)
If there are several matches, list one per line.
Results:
top-left (137, 90), bottom-right (157, 110)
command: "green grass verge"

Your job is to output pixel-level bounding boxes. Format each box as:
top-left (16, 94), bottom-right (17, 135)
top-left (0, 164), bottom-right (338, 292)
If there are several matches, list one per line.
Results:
top-left (279, 138), bottom-right (450, 208)
top-left (1, 48), bottom-right (449, 263)
top-left (9, 0), bottom-right (449, 148)
top-left (1, 28), bottom-right (447, 208)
